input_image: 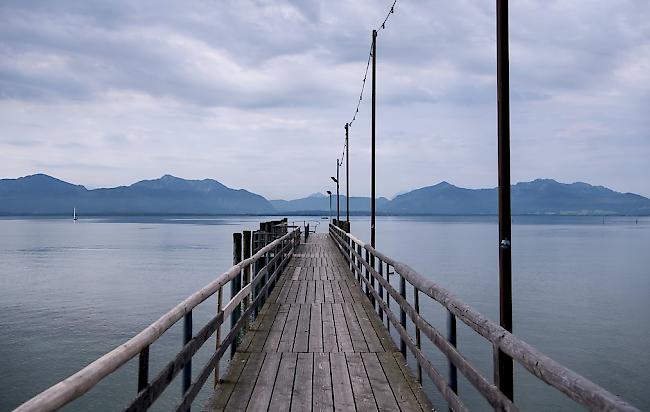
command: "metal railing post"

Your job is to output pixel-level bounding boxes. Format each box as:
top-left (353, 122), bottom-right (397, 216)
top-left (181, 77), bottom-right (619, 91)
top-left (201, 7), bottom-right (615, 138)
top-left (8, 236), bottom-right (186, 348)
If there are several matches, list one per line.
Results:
top-left (448, 311), bottom-right (458, 400)
top-left (414, 288), bottom-right (422, 383)
top-left (242, 231), bottom-right (251, 331)
top-left (182, 311), bottom-right (192, 399)
top-left (399, 274), bottom-right (407, 359)
top-left (214, 288), bottom-right (222, 387)
top-left (378, 259), bottom-right (384, 322)
top-left (231, 233), bottom-right (242, 359)
top-left (386, 264), bottom-right (391, 332)
top-left (137, 346), bottom-right (149, 393)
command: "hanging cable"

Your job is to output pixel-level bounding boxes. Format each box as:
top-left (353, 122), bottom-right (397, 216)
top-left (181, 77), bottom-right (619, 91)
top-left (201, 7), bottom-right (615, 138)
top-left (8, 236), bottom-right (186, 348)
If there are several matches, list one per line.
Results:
top-left (347, 0), bottom-right (398, 129)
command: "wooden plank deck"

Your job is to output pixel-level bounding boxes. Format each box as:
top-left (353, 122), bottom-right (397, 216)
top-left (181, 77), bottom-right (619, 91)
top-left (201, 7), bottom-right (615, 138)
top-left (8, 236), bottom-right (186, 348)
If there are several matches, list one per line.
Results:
top-left (205, 234), bottom-right (433, 412)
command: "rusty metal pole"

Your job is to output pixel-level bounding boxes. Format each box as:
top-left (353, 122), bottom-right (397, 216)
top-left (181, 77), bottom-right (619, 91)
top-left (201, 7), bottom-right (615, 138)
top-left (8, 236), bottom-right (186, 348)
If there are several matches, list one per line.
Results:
top-left (345, 123), bottom-right (350, 224)
top-left (371, 29), bottom-right (377, 249)
top-left (496, 0), bottom-right (514, 401)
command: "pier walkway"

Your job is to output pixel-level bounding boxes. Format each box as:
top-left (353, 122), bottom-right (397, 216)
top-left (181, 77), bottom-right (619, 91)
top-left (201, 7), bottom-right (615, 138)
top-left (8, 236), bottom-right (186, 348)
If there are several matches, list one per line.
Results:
top-left (205, 234), bottom-right (432, 411)
top-left (15, 222), bottom-right (640, 412)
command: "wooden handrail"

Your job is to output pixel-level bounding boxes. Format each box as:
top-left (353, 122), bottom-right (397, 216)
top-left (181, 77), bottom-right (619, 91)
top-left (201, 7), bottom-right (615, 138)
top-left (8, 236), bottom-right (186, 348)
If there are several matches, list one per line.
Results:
top-left (15, 227), bottom-right (300, 412)
top-left (329, 224), bottom-right (640, 412)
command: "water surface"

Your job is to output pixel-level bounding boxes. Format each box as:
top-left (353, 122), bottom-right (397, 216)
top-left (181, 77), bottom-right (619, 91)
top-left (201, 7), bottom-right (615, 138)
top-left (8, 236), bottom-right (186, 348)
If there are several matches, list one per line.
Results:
top-left (0, 216), bottom-right (647, 410)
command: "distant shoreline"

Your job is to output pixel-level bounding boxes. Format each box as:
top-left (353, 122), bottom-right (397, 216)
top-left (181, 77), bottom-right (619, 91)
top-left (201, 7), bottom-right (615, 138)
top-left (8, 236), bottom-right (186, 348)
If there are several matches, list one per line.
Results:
top-left (1, 212), bottom-right (647, 217)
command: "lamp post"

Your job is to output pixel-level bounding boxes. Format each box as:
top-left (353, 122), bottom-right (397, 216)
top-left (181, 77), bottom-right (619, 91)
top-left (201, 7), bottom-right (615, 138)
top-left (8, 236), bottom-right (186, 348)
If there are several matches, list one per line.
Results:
top-left (326, 190), bottom-right (332, 221)
top-left (330, 174), bottom-right (339, 223)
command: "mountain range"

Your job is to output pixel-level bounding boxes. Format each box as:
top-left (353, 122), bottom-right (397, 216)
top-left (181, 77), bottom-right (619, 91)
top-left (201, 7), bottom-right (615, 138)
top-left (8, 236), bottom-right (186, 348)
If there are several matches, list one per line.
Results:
top-left (1, 174), bottom-right (648, 216)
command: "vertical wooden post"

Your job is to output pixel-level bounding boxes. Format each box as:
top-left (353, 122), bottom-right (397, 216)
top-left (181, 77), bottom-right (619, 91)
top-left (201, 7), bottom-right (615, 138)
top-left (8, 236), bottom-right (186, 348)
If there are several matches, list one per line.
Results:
top-left (231, 233), bottom-right (242, 359)
top-left (182, 311), bottom-right (192, 398)
top-left (496, 0), bottom-right (514, 400)
top-left (414, 288), bottom-right (422, 383)
top-left (214, 288), bottom-right (223, 387)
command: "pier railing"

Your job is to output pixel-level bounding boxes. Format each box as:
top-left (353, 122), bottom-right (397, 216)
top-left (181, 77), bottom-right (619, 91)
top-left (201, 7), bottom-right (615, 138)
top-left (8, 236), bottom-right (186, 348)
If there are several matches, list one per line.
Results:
top-left (15, 221), bottom-right (301, 412)
top-left (329, 223), bottom-right (639, 412)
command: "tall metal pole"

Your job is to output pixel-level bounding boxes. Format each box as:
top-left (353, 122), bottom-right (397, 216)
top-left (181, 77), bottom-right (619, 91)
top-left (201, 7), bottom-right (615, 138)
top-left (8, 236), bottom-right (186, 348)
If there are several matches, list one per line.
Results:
top-left (336, 159), bottom-right (340, 222)
top-left (345, 123), bottom-right (350, 224)
top-left (496, 0), bottom-right (513, 401)
top-left (371, 29), bottom-right (377, 248)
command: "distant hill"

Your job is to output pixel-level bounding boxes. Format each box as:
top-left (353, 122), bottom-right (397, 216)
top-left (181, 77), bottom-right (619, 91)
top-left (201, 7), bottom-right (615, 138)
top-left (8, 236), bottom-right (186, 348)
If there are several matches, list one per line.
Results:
top-left (1, 174), bottom-right (648, 216)
top-left (0, 174), bottom-right (274, 215)
top-left (380, 179), bottom-right (650, 215)
top-left (271, 194), bottom-right (390, 214)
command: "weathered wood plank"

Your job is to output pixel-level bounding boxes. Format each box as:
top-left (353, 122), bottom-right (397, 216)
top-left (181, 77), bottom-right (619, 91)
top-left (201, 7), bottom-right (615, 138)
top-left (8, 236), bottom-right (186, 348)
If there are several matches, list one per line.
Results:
top-left (362, 352), bottom-right (400, 411)
top-left (268, 352), bottom-right (297, 410)
top-left (223, 352), bottom-right (265, 410)
top-left (321, 303), bottom-right (338, 353)
top-left (323, 280), bottom-right (334, 303)
top-left (346, 353), bottom-right (378, 411)
top-left (291, 353), bottom-right (314, 410)
top-left (331, 278), bottom-right (344, 302)
top-left (293, 303), bottom-right (311, 352)
top-left (377, 352), bottom-right (426, 412)
top-left (296, 279), bottom-right (308, 303)
top-left (330, 353), bottom-right (355, 412)
top-left (205, 352), bottom-right (250, 412)
top-left (262, 304), bottom-right (290, 352)
top-left (350, 298), bottom-right (385, 353)
top-left (391, 352), bottom-right (434, 411)
top-left (246, 352), bottom-right (281, 411)
top-left (247, 303), bottom-right (279, 352)
top-left (315, 279), bottom-right (324, 303)
top-left (342, 302), bottom-right (369, 352)
top-left (332, 303), bottom-right (353, 352)
top-left (277, 304), bottom-right (300, 352)
top-left (313, 353), bottom-right (334, 411)
top-left (309, 303), bottom-right (323, 353)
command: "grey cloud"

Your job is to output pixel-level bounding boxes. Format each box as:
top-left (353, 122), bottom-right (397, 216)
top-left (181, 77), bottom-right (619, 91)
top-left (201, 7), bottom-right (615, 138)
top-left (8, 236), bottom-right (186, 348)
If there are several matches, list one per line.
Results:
top-left (0, 0), bottom-right (648, 198)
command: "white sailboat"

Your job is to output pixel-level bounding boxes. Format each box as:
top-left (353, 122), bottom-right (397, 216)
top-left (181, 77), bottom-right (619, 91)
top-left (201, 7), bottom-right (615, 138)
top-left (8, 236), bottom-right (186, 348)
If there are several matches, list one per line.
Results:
top-left (73, 207), bottom-right (77, 221)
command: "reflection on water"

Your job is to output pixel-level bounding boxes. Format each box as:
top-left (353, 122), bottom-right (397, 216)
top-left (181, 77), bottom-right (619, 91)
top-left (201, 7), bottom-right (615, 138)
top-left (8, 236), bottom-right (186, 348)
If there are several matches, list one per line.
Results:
top-left (0, 216), bottom-right (648, 410)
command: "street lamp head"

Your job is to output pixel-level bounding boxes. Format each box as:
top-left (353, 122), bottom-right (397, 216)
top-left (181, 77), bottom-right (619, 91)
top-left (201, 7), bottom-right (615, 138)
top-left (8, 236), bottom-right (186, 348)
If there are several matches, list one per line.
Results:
top-left (326, 190), bottom-right (332, 195)
top-left (330, 176), bottom-right (338, 183)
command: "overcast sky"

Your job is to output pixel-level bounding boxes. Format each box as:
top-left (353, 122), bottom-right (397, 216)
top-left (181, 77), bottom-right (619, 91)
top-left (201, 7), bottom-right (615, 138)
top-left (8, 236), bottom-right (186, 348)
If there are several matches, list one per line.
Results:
top-left (1, 0), bottom-right (648, 199)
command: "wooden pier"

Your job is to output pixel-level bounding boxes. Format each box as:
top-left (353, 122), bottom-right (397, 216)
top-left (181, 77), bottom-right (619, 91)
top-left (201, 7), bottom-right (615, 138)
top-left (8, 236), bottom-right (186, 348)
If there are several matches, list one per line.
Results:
top-left (14, 220), bottom-right (640, 412)
top-left (205, 234), bottom-right (432, 411)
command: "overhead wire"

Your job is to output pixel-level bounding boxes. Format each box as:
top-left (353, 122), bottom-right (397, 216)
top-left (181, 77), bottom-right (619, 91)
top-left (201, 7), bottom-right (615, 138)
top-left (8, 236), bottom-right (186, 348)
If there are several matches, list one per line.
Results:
top-left (337, 0), bottom-right (398, 168)
top-left (346, 0), bottom-right (398, 129)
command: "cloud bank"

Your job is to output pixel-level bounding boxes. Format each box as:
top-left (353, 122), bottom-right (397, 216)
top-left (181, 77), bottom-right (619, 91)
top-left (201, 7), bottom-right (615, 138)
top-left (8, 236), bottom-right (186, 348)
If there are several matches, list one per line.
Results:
top-left (1, 0), bottom-right (648, 198)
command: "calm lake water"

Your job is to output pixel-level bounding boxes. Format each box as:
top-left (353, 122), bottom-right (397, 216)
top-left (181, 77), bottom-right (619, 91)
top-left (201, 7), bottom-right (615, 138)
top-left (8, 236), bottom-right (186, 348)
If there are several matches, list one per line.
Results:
top-left (1, 216), bottom-right (648, 411)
